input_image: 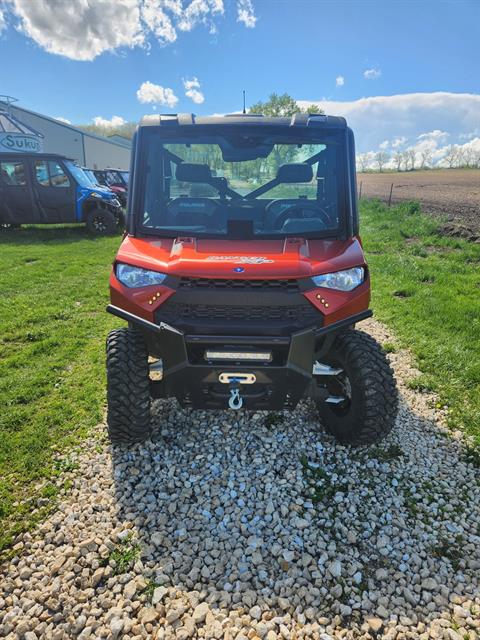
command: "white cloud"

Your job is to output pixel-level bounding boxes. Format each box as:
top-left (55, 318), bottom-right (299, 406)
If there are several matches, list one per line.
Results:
top-left (137, 81), bottom-right (178, 108)
top-left (391, 136), bottom-right (407, 148)
top-left (335, 75), bottom-right (344, 87)
top-left (183, 77), bottom-right (205, 104)
top-left (141, 0), bottom-right (180, 43)
top-left (9, 0), bottom-right (145, 61)
top-left (177, 0), bottom-right (224, 33)
top-left (0, 7), bottom-right (6, 33)
top-left (363, 67), bottom-right (381, 80)
top-left (379, 139), bottom-right (389, 150)
top-left (418, 129), bottom-right (449, 142)
top-left (237, 0), bottom-right (257, 27)
top-left (92, 115), bottom-right (127, 129)
top-left (297, 92), bottom-right (480, 154)
top-left (4, 0), bottom-right (255, 61)
top-left (55, 116), bottom-right (71, 124)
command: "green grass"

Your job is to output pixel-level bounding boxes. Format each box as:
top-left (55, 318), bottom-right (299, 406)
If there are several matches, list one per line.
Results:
top-left (0, 200), bottom-right (479, 553)
top-left (0, 226), bottom-right (119, 553)
top-left (361, 199), bottom-right (480, 445)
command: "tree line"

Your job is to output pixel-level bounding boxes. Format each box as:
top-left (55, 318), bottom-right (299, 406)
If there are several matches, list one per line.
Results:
top-left (357, 145), bottom-right (480, 173)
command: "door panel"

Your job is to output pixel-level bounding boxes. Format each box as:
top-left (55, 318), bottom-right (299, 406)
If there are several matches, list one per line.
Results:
top-left (0, 159), bottom-right (35, 224)
top-left (32, 159), bottom-right (76, 223)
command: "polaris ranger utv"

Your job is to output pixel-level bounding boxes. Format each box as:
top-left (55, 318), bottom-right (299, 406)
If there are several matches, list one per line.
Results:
top-left (106, 113), bottom-right (397, 445)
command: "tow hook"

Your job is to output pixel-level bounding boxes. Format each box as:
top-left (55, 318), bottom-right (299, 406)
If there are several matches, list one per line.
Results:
top-left (219, 372), bottom-right (256, 410)
top-left (228, 387), bottom-right (243, 410)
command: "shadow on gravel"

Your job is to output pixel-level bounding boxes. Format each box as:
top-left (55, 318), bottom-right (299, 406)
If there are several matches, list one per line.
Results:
top-left (111, 397), bottom-right (480, 634)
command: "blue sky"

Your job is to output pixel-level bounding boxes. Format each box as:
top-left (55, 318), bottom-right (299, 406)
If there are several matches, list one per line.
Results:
top-left (1, 0), bottom-right (479, 161)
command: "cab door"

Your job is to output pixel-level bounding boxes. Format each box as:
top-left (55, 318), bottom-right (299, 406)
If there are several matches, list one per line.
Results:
top-left (32, 158), bottom-right (76, 223)
top-left (0, 157), bottom-right (35, 223)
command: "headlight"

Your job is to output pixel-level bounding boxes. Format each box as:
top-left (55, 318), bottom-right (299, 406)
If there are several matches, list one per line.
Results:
top-left (90, 191), bottom-right (102, 198)
top-left (116, 263), bottom-right (167, 288)
top-left (312, 267), bottom-right (365, 292)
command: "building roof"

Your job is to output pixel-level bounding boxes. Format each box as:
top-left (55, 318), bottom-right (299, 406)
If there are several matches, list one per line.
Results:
top-left (0, 100), bottom-right (131, 149)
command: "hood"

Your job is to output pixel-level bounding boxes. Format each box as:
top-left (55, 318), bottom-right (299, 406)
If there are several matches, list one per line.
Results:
top-left (115, 236), bottom-right (366, 279)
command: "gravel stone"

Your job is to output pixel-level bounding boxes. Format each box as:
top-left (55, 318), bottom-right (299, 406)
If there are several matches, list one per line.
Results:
top-left (0, 318), bottom-right (479, 639)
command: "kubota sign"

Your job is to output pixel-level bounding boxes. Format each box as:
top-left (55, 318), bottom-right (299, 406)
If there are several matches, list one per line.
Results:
top-left (0, 132), bottom-right (43, 153)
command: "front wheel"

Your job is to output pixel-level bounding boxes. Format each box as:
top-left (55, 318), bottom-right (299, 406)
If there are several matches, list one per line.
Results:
top-left (315, 330), bottom-right (398, 445)
top-left (86, 208), bottom-right (117, 235)
top-left (106, 328), bottom-right (151, 445)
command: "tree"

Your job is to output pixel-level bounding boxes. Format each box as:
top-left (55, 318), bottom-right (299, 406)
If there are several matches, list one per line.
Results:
top-left (356, 154), bottom-right (368, 172)
top-left (407, 148), bottom-right (417, 171)
top-left (443, 145), bottom-right (458, 168)
top-left (393, 152), bottom-right (403, 171)
top-left (250, 92), bottom-right (301, 117)
top-left (249, 92), bottom-right (324, 117)
top-left (249, 93), bottom-right (325, 173)
top-left (374, 151), bottom-right (389, 172)
top-left (401, 151), bottom-right (410, 171)
top-left (420, 149), bottom-right (432, 169)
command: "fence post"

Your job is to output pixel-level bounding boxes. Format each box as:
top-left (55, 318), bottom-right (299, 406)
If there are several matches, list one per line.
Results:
top-left (358, 180), bottom-right (362, 200)
top-left (388, 182), bottom-right (393, 207)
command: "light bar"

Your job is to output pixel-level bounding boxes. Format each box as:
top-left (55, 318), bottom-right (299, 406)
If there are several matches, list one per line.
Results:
top-left (205, 350), bottom-right (272, 362)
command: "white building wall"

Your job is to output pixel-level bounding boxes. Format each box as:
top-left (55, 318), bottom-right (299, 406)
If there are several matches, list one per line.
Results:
top-left (83, 135), bottom-right (130, 170)
top-left (7, 104), bottom-right (130, 169)
top-left (10, 105), bottom-right (85, 163)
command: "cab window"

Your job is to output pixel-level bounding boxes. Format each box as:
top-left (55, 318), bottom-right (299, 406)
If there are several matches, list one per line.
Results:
top-left (34, 160), bottom-right (70, 188)
top-left (0, 161), bottom-right (27, 186)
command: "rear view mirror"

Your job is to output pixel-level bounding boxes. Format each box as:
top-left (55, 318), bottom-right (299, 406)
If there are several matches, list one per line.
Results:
top-left (176, 162), bottom-right (212, 183)
top-left (276, 163), bottom-right (313, 183)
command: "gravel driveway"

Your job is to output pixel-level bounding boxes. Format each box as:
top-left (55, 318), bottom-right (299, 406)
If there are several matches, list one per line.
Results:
top-left (1, 320), bottom-right (479, 640)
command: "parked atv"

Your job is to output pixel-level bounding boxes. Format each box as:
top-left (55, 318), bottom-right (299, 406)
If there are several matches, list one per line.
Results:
top-left (0, 153), bottom-right (123, 234)
top-left (93, 169), bottom-right (128, 208)
top-left (106, 113), bottom-right (397, 445)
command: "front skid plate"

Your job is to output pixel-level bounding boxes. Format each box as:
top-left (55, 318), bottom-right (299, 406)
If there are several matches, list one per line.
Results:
top-left (149, 324), bottom-right (315, 410)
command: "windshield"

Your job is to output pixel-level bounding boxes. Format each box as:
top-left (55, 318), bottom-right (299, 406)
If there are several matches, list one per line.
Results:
top-left (65, 161), bottom-right (93, 188)
top-left (141, 131), bottom-right (344, 238)
top-left (106, 170), bottom-right (123, 185)
top-left (84, 169), bottom-right (101, 186)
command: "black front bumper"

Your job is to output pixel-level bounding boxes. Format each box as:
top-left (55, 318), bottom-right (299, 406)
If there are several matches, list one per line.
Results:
top-left (107, 305), bottom-right (372, 411)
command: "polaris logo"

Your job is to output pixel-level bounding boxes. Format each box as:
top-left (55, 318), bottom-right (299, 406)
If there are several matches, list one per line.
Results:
top-left (206, 256), bottom-right (274, 264)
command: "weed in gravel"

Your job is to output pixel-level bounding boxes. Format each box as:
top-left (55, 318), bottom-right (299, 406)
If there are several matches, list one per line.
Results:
top-left (141, 579), bottom-right (162, 600)
top-left (264, 412), bottom-right (284, 429)
top-left (430, 535), bottom-right (464, 571)
top-left (368, 444), bottom-right (404, 461)
top-left (104, 534), bottom-right (140, 575)
top-left (53, 457), bottom-right (79, 473)
top-left (382, 342), bottom-right (397, 354)
top-left (462, 444), bottom-right (480, 468)
top-left (299, 456), bottom-right (348, 504)
top-left (407, 377), bottom-right (435, 393)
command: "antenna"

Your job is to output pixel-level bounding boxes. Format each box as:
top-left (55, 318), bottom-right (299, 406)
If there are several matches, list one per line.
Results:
top-left (242, 90), bottom-right (246, 114)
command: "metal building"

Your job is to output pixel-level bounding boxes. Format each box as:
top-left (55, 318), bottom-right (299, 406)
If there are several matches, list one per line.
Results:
top-left (0, 97), bottom-right (131, 170)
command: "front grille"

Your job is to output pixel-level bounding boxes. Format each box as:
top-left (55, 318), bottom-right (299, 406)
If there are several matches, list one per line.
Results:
top-left (179, 277), bottom-right (299, 291)
top-left (160, 302), bottom-right (318, 322)
top-left (156, 298), bottom-right (321, 335)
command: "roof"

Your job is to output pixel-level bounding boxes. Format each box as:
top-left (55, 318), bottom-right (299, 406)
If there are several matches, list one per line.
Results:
top-left (0, 151), bottom-right (74, 160)
top-left (0, 101), bottom-right (131, 150)
top-left (139, 112), bottom-right (347, 129)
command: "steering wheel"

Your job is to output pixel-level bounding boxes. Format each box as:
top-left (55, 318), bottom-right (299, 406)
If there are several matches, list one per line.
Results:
top-left (266, 200), bottom-right (333, 230)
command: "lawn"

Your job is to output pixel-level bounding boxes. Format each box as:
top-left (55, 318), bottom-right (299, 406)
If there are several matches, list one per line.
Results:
top-left (361, 200), bottom-right (480, 445)
top-left (0, 203), bottom-right (479, 553)
top-left (0, 227), bottom-right (119, 553)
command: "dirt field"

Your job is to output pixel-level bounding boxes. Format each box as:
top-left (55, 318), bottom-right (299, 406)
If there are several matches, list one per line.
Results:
top-left (358, 169), bottom-right (480, 237)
